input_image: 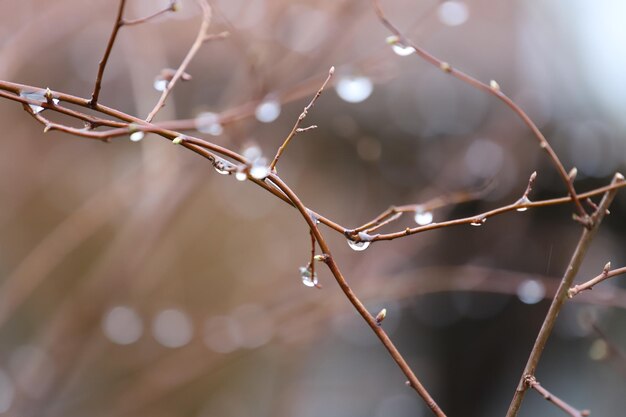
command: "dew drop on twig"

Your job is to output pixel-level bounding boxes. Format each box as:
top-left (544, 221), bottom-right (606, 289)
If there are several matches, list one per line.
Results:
top-left (385, 36), bottom-right (416, 56)
top-left (19, 90), bottom-right (59, 114)
top-left (299, 266), bottom-right (318, 288)
top-left (129, 131), bottom-right (145, 142)
top-left (470, 218), bottom-right (486, 227)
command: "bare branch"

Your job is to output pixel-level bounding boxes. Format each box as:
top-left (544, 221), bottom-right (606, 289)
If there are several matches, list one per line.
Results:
top-left (526, 376), bottom-right (590, 417)
top-left (569, 263), bottom-right (626, 298)
top-left (269, 66), bottom-right (334, 172)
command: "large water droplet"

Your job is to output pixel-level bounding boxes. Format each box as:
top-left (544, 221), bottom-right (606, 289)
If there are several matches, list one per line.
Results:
top-left (235, 170), bottom-right (247, 181)
top-left (335, 75), bottom-right (373, 103)
top-left (153, 77), bottom-right (167, 92)
top-left (517, 279), bottom-right (545, 304)
top-left (249, 158), bottom-right (270, 180)
top-left (437, 1), bottom-right (469, 27)
top-left (102, 305), bottom-right (143, 345)
top-left (129, 131), bottom-right (145, 142)
top-left (347, 232), bottom-right (373, 251)
top-left (414, 208), bottom-right (433, 225)
top-left (299, 266), bottom-right (318, 287)
top-left (19, 90), bottom-right (59, 114)
top-left (195, 111), bottom-right (224, 136)
top-left (255, 97), bottom-right (281, 123)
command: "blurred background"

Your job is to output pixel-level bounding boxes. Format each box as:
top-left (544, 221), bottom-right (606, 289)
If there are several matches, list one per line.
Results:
top-left (0, 0), bottom-right (625, 416)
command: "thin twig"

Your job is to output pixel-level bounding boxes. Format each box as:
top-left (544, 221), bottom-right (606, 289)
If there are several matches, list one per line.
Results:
top-left (269, 66), bottom-right (334, 172)
top-left (569, 264), bottom-right (626, 298)
top-left (145, 0), bottom-right (212, 123)
top-left (371, 0), bottom-right (587, 220)
top-left (122, 0), bottom-right (178, 26)
top-left (505, 173), bottom-right (624, 417)
top-left (525, 376), bottom-right (590, 417)
top-left (89, 0), bottom-right (127, 106)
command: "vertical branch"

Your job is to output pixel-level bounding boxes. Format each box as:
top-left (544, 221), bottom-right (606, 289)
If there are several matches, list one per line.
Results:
top-left (89, 0), bottom-right (127, 106)
top-left (505, 173), bottom-right (624, 417)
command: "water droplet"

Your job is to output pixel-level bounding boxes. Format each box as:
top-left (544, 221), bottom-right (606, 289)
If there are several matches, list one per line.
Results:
top-left (299, 266), bottom-right (318, 287)
top-left (195, 111), bottom-right (223, 136)
top-left (335, 75), bottom-right (373, 103)
top-left (347, 231), bottom-right (372, 251)
top-left (214, 166), bottom-right (230, 175)
top-left (255, 97), bottom-right (281, 123)
top-left (517, 279), bottom-right (545, 304)
top-left (152, 308), bottom-right (194, 348)
top-left (385, 36), bottom-right (416, 56)
top-left (153, 77), bottom-right (167, 92)
top-left (235, 170), bottom-right (247, 181)
top-left (516, 196), bottom-right (531, 211)
top-left (437, 1), bottom-right (469, 27)
top-left (19, 90), bottom-right (59, 114)
top-left (102, 306), bottom-right (143, 345)
top-left (414, 208), bottom-right (434, 225)
top-left (242, 145), bottom-right (263, 161)
top-left (213, 158), bottom-right (234, 175)
top-left (129, 131), bottom-right (145, 142)
top-left (249, 158), bottom-right (270, 180)
top-left (470, 218), bottom-right (486, 227)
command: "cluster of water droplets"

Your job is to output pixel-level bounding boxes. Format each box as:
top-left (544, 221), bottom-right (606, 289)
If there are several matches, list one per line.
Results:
top-left (254, 96), bottom-right (281, 123)
top-left (299, 265), bottom-right (318, 287)
top-left (242, 145), bottom-right (270, 180)
top-left (347, 231), bottom-right (373, 251)
top-left (414, 206), bottom-right (434, 226)
top-left (195, 111), bottom-right (224, 136)
top-left (19, 90), bottom-right (59, 114)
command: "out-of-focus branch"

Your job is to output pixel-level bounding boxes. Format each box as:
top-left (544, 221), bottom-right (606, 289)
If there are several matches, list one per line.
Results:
top-left (569, 263), bottom-right (626, 298)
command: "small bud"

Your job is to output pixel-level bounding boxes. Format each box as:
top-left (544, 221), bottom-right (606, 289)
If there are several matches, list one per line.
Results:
top-left (43, 124), bottom-right (52, 133)
top-left (440, 62), bottom-right (452, 73)
top-left (375, 308), bottom-right (387, 324)
top-left (404, 380), bottom-right (412, 387)
top-left (329, 66), bottom-right (335, 75)
top-left (568, 167), bottom-right (578, 181)
top-left (615, 172), bottom-right (625, 181)
top-left (540, 142), bottom-right (548, 149)
top-left (313, 254), bottom-right (328, 262)
top-left (489, 80), bottom-right (500, 92)
top-left (529, 171), bottom-right (537, 182)
top-left (171, 1), bottom-right (180, 12)
top-left (603, 261), bottom-right (611, 274)
top-left (128, 123), bottom-right (140, 133)
top-left (172, 136), bottom-right (184, 145)
top-left (44, 87), bottom-right (54, 103)
top-left (386, 35), bottom-right (400, 45)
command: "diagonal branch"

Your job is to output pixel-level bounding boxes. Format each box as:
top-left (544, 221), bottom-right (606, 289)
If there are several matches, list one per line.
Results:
top-left (526, 376), bottom-right (590, 417)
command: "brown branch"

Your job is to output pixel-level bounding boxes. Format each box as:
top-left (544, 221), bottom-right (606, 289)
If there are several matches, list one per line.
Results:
top-left (269, 66), bottom-right (334, 172)
top-left (525, 376), bottom-right (590, 417)
top-left (371, 0), bottom-right (587, 220)
top-left (569, 264), bottom-right (626, 298)
top-left (88, 0), bottom-right (127, 106)
top-left (267, 174), bottom-right (446, 417)
top-left (505, 173), bottom-right (624, 417)
top-left (144, 0), bottom-right (213, 122)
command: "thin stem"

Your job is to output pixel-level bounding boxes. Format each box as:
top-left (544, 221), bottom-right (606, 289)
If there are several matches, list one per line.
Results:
top-left (371, 0), bottom-right (587, 219)
top-left (122, 1), bottom-right (177, 26)
top-left (505, 173), bottom-right (624, 417)
top-left (269, 66), bottom-right (334, 172)
top-left (89, 0), bottom-right (127, 106)
top-left (145, 0), bottom-right (212, 123)
top-left (569, 265), bottom-right (626, 298)
top-left (268, 174), bottom-right (446, 417)
top-left (526, 377), bottom-right (590, 417)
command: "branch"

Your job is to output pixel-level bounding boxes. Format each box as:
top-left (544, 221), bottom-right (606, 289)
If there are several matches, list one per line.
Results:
top-left (121, 0), bottom-right (178, 26)
top-left (505, 173), bottom-right (624, 417)
top-left (268, 174), bottom-right (447, 417)
top-left (568, 263), bottom-right (626, 298)
top-left (371, 0), bottom-right (587, 220)
top-left (269, 66), bottom-right (334, 172)
top-left (89, 0), bottom-right (127, 106)
top-left (144, 0), bottom-right (213, 122)
top-left (525, 376), bottom-right (590, 417)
